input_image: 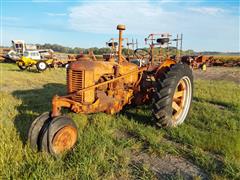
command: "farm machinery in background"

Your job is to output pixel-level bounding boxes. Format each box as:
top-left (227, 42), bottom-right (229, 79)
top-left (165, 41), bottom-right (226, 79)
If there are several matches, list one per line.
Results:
top-left (130, 33), bottom-right (183, 67)
top-left (1, 40), bottom-right (82, 71)
top-left (2, 40), bottom-right (54, 62)
top-left (181, 55), bottom-right (240, 69)
top-left (16, 50), bottom-right (56, 71)
top-left (0, 40), bottom-right (74, 72)
top-left (28, 24), bottom-right (193, 155)
top-left (1, 40), bottom-right (53, 71)
top-left (145, 33), bottom-right (183, 62)
top-left (0, 48), bottom-right (11, 61)
top-left (16, 50), bottom-right (80, 72)
top-left (103, 37), bottom-right (138, 61)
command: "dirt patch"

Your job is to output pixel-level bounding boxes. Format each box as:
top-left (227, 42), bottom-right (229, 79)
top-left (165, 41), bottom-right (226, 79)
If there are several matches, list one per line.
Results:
top-left (193, 67), bottom-right (240, 84)
top-left (115, 130), bottom-right (208, 179)
top-left (131, 152), bottom-right (208, 179)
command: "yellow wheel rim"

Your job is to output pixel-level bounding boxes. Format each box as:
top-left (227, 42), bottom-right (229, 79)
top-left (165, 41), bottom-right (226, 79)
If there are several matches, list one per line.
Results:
top-left (52, 126), bottom-right (77, 154)
top-left (172, 76), bottom-right (192, 125)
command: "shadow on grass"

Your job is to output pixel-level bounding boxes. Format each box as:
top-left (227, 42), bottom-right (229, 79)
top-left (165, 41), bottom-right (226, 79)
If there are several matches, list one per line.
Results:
top-left (10, 67), bottom-right (58, 73)
top-left (120, 105), bottom-right (154, 126)
top-left (193, 97), bottom-right (237, 111)
top-left (10, 68), bottom-right (40, 73)
top-left (12, 83), bottom-right (66, 144)
top-left (1, 59), bottom-right (16, 63)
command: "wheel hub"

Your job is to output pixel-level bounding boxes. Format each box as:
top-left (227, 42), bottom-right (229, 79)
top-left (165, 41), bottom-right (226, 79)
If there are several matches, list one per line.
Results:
top-left (39, 62), bottom-right (46, 69)
top-left (172, 78), bottom-right (188, 121)
top-left (52, 126), bottom-right (77, 154)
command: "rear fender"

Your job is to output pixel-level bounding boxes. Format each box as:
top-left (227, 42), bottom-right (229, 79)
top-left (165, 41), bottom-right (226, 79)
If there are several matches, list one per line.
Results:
top-left (155, 59), bottom-right (176, 78)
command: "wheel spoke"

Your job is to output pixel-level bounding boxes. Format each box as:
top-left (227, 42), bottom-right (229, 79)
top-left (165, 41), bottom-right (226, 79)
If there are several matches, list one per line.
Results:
top-left (174, 98), bottom-right (181, 104)
top-left (173, 90), bottom-right (184, 99)
top-left (172, 101), bottom-right (181, 112)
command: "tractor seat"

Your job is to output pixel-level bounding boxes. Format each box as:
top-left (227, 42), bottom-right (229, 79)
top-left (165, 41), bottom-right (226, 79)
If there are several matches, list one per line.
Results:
top-left (156, 38), bottom-right (169, 45)
top-left (108, 42), bottom-right (118, 47)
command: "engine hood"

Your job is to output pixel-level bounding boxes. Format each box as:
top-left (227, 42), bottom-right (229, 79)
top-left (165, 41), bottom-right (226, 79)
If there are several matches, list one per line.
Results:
top-left (70, 60), bottom-right (117, 72)
top-left (69, 60), bottom-right (138, 74)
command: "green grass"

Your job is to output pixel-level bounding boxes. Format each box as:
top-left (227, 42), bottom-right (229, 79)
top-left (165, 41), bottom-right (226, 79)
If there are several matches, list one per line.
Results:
top-left (0, 63), bottom-right (240, 179)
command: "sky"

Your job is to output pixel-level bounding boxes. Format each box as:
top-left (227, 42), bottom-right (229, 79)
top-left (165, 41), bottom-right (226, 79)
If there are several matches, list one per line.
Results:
top-left (1, 0), bottom-right (240, 52)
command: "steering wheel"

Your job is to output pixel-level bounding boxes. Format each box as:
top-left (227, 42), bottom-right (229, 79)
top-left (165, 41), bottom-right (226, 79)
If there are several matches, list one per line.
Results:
top-left (134, 48), bottom-right (151, 60)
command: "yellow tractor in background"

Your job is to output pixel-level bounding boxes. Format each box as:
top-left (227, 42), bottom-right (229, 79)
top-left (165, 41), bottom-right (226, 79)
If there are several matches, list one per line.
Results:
top-left (16, 50), bottom-right (54, 71)
top-left (28, 25), bottom-right (193, 155)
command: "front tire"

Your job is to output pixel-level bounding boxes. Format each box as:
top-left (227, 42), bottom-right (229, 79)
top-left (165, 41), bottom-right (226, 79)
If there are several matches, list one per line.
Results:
top-left (39, 116), bottom-right (78, 155)
top-left (17, 60), bottom-right (28, 70)
top-left (153, 63), bottom-right (193, 127)
top-left (36, 61), bottom-right (48, 71)
top-left (28, 112), bottom-right (51, 150)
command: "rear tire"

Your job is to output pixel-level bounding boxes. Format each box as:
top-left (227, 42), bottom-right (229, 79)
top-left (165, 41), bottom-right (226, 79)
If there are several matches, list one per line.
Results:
top-left (153, 63), bottom-right (193, 127)
top-left (36, 61), bottom-right (48, 71)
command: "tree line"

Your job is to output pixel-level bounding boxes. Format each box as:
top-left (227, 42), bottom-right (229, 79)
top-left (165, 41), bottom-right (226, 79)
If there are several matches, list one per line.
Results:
top-left (37, 43), bottom-right (113, 55)
top-left (37, 43), bottom-right (196, 56)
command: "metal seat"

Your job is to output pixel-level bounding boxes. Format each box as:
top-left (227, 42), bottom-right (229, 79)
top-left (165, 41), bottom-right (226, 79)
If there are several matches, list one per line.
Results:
top-left (156, 38), bottom-right (169, 45)
top-left (108, 42), bottom-right (118, 47)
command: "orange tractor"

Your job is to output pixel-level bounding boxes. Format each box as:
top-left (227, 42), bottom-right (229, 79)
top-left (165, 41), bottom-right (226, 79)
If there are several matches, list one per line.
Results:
top-left (28, 25), bottom-right (193, 155)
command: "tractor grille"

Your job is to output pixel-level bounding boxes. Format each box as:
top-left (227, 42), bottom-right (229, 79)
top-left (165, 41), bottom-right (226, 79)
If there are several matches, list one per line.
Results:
top-left (67, 69), bottom-right (84, 102)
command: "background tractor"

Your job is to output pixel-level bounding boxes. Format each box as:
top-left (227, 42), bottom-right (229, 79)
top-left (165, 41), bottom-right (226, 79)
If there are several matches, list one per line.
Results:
top-left (16, 50), bottom-right (54, 71)
top-left (28, 25), bottom-right (193, 155)
top-left (4, 40), bottom-right (53, 62)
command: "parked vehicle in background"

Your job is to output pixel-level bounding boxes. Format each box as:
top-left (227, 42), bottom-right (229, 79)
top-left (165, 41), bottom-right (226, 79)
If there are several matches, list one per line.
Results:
top-left (16, 50), bottom-right (54, 71)
top-left (4, 40), bottom-right (53, 62)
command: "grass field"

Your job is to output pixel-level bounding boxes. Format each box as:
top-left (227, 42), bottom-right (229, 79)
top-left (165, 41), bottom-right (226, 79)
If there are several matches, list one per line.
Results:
top-left (0, 63), bottom-right (239, 179)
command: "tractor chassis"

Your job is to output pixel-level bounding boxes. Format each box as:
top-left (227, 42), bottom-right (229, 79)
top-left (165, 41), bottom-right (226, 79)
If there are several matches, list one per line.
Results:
top-left (51, 59), bottom-right (176, 117)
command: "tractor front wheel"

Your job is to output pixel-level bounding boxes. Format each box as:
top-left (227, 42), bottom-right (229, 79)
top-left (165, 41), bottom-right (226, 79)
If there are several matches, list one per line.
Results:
top-left (39, 116), bottom-right (78, 155)
top-left (153, 63), bottom-right (193, 127)
top-left (28, 112), bottom-right (51, 150)
top-left (17, 60), bottom-right (28, 70)
top-left (36, 61), bottom-right (48, 71)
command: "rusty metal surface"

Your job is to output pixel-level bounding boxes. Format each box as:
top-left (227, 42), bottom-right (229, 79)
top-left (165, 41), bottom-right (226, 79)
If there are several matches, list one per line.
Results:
top-left (51, 24), bottom-right (180, 118)
top-left (182, 55), bottom-right (240, 69)
top-left (67, 69), bottom-right (84, 102)
top-left (52, 125), bottom-right (78, 154)
top-left (118, 25), bottom-right (125, 64)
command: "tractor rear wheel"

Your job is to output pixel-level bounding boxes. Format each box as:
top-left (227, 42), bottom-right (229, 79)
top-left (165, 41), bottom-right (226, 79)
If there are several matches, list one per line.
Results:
top-left (39, 116), bottom-right (78, 155)
top-left (36, 61), bottom-right (48, 71)
top-left (153, 63), bottom-right (193, 127)
top-left (28, 112), bottom-right (51, 150)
